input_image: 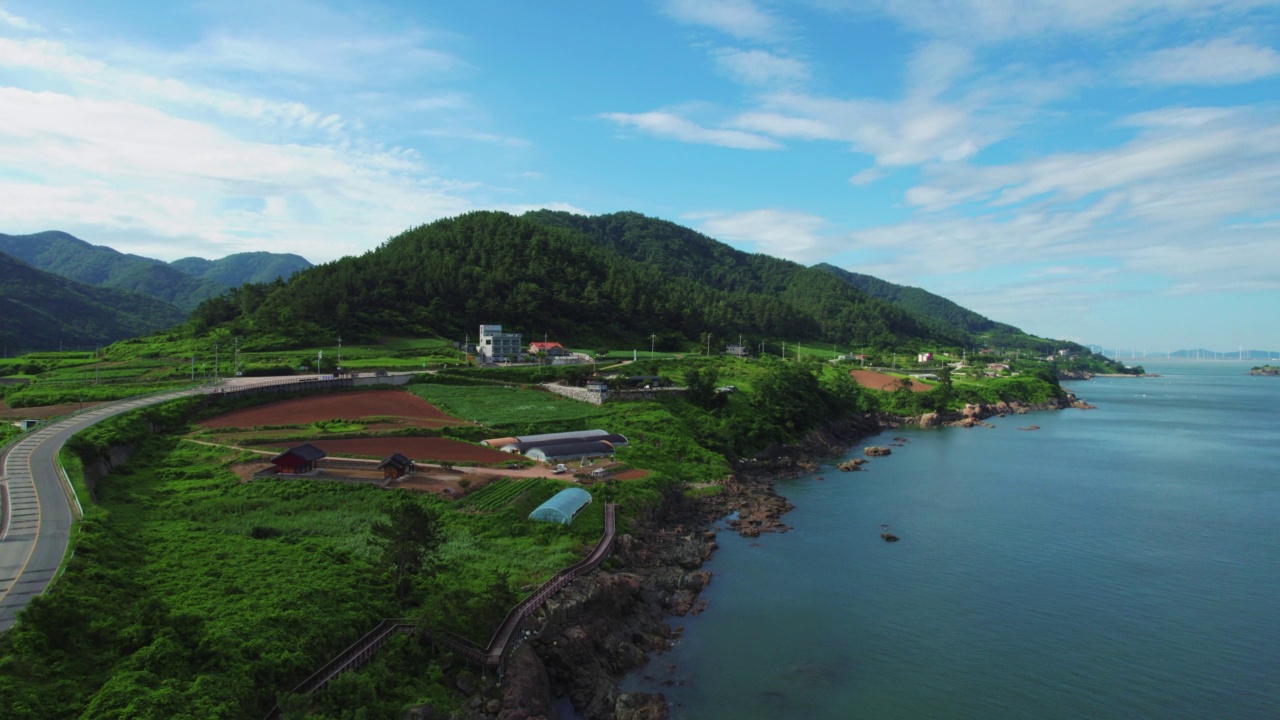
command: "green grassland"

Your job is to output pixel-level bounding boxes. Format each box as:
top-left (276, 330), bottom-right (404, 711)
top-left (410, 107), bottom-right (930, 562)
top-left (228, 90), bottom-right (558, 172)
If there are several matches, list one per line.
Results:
top-left (0, 400), bottom-right (626, 719)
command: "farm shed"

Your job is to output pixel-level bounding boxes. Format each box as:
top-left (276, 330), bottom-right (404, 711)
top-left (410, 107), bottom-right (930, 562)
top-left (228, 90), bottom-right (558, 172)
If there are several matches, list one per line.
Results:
top-left (524, 440), bottom-right (617, 462)
top-left (528, 487), bottom-right (593, 525)
top-left (270, 443), bottom-right (326, 474)
top-left (507, 433), bottom-right (629, 455)
top-left (378, 452), bottom-right (415, 479)
top-left (481, 429), bottom-right (610, 450)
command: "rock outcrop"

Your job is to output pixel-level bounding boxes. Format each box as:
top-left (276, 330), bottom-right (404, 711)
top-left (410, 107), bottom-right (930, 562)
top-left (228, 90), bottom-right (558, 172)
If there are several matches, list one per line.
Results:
top-left (863, 446), bottom-right (892, 456)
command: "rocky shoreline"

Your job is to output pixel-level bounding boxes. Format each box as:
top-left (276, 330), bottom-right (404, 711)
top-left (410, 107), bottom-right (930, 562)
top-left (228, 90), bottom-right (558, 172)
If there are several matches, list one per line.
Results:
top-left (466, 394), bottom-right (1091, 720)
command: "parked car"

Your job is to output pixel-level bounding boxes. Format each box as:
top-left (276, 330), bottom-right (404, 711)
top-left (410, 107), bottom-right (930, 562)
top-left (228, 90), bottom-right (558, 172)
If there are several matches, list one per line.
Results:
top-left (552, 464), bottom-right (568, 474)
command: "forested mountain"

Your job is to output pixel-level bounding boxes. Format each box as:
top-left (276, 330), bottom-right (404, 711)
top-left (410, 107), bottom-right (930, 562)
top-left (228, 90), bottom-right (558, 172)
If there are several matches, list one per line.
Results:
top-left (0, 251), bottom-right (187, 354)
top-left (813, 263), bottom-right (1020, 336)
top-left (170, 252), bottom-right (312, 286)
top-left (0, 232), bottom-right (311, 312)
top-left (519, 210), bottom-right (963, 345)
top-left (0, 231), bottom-right (226, 311)
top-left (189, 211), bottom-right (949, 348)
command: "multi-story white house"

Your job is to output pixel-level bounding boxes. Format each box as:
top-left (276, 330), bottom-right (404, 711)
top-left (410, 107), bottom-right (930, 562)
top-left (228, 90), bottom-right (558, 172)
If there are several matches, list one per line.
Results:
top-left (479, 324), bottom-right (523, 362)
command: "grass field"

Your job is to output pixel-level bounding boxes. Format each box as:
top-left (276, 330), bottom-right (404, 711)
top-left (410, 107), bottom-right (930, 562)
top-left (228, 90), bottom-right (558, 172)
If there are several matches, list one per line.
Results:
top-left (407, 382), bottom-right (608, 426)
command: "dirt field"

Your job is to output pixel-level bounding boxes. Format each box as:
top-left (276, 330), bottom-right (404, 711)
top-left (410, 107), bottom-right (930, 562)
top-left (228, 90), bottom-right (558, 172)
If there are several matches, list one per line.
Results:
top-left (850, 369), bottom-right (933, 393)
top-left (259, 436), bottom-right (513, 463)
top-left (0, 399), bottom-right (107, 420)
top-left (200, 389), bottom-right (465, 429)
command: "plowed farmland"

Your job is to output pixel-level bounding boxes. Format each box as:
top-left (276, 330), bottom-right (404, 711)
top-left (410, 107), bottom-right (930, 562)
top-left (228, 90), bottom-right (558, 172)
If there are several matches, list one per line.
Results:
top-left (849, 369), bottom-right (932, 393)
top-left (200, 389), bottom-right (464, 428)
top-left (261, 437), bottom-right (511, 463)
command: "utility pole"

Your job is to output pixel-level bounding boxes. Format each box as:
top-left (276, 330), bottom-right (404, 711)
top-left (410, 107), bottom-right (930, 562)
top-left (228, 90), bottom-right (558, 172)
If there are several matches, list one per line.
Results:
top-left (706, 332), bottom-right (711, 356)
top-left (651, 333), bottom-right (656, 356)
top-left (214, 343), bottom-right (219, 381)
top-left (234, 337), bottom-right (239, 376)
top-left (191, 355), bottom-right (195, 382)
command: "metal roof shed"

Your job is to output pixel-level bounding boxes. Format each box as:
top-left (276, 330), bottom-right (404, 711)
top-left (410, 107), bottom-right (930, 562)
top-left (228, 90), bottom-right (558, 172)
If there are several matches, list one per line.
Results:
top-left (524, 440), bottom-right (616, 462)
top-left (529, 487), bottom-right (593, 525)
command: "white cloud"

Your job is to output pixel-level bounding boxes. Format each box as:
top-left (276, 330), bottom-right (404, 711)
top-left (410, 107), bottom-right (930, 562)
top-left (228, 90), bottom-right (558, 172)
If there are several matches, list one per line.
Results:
top-left (712, 47), bottom-right (809, 86)
top-left (0, 86), bottom-right (471, 261)
top-left (732, 92), bottom-right (986, 166)
top-left (829, 0), bottom-right (1277, 43)
top-left (845, 108), bottom-right (1280, 295)
top-left (691, 209), bottom-right (831, 262)
top-left (0, 7), bottom-right (40, 31)
top-left (1125, 38), bottom-right (1280, 85)
top-left (600, 111), bottom-right (781, 150)
top-left (659, 0), bottom-right (780, 41)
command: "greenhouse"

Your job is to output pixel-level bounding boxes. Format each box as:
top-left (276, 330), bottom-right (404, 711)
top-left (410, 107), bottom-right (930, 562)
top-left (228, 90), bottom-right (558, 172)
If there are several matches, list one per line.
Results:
top-left (528, 487), bottom-right (593, 525)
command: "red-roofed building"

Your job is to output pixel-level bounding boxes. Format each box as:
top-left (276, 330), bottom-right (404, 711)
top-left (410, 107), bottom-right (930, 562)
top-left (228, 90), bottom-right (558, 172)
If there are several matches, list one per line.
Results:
top-left (529, 341), bottom-right (567, 357)
top-left (270, 443), bottom-right (326, 475)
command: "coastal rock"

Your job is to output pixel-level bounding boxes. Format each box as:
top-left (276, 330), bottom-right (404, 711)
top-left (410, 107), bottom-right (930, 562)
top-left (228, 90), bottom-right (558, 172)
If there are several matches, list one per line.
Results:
top-left (863, 446), bottom-right (892, 456)
top-left (614, 692), bottom-right (669, 720)
top-left (497, 645), bottom-right (559, 720)
top-left (837, 458), bottom-right (866, 471)
top-left (919, 412), bottom-right (941, 428)
top-left (1018, 425), bottom-right (1040, 431)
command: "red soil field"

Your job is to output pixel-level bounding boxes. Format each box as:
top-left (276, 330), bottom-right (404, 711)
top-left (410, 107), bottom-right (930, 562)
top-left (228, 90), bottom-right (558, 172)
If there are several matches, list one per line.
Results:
top-left (0, 400), bottom-right (106, 419)
top-left (201, 389), bottom-right (463, 429)
top-left (281, 437), bottom-right (512, 463)
top-left (849, 369), bottom-right (932, 393)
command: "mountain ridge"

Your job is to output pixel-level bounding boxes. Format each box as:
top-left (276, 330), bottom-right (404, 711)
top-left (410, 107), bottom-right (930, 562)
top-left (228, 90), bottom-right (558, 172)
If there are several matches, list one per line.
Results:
top-left (0, 250), bottom-right (187, 354)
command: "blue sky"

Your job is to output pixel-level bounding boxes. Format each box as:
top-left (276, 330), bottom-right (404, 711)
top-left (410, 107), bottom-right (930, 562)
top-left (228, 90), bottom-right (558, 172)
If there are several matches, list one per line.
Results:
top-left (0, 0), bottom-right (1277, 352)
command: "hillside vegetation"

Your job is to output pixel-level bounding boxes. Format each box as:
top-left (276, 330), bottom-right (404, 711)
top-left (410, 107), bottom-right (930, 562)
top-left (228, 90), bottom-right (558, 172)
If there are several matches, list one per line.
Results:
top-left (0, 231), bottom-right (227, 311)
top-left (0, 231), bottom-right (311, 313)
top-left (189, 211), bottom-right (959, 349)
top-left (0, 252), bottom-right (187, 354)
top-left (169, 252), bottom-right (312, 286)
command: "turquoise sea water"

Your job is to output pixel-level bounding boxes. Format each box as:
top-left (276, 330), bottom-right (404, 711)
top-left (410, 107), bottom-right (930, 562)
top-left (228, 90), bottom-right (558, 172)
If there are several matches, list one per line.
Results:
top-left (621, 361), bottom-right (1280, 719)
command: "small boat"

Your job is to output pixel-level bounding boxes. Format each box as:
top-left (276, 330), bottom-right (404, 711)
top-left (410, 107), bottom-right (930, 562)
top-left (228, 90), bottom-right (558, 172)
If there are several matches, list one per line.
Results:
top-left (880, 524), bottom-right (899, 542)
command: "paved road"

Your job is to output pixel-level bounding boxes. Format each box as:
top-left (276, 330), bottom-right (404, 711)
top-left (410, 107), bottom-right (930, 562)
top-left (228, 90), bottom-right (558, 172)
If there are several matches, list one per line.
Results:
top-left (0, 372), bottom-right (421, 632)
top-left (0, 388), bottom-right (206, 631)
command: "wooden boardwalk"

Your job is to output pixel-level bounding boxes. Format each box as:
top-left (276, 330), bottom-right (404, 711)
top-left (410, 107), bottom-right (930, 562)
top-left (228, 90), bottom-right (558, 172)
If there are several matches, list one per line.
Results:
top-left (264, 502), bottom-right (618, 718)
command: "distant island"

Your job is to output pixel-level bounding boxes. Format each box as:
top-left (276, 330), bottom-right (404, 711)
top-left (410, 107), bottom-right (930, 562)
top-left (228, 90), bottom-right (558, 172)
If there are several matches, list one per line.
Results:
top-left (1250, 365), bottom-right (1279, 376)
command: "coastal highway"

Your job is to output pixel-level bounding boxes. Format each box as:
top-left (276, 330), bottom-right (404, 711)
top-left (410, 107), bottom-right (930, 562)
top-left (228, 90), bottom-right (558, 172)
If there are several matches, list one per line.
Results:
top-left (0, 388), bottom-right (209, 631)
top-left (0, 373), bottom-right (412, 632)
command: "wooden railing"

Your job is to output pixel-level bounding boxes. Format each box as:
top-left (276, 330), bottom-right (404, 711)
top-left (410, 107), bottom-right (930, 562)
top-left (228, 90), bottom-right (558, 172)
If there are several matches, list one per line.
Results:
top-left (263, 503), bottom-right (618, 717)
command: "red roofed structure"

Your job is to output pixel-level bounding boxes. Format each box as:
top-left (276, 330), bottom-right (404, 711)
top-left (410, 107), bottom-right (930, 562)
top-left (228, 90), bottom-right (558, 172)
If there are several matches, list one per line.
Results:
top-left (528, 341), bottom-right (566, 356)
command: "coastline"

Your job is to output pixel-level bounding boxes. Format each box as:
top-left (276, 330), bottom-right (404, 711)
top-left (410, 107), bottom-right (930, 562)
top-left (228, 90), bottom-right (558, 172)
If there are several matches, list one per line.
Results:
top-left (482, 393), bottom-right (1091, 720)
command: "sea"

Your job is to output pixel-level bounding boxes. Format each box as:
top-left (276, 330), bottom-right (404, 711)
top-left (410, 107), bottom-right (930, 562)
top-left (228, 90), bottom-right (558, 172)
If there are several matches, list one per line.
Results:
top-left (617, 360), bottom-right (1280, 720)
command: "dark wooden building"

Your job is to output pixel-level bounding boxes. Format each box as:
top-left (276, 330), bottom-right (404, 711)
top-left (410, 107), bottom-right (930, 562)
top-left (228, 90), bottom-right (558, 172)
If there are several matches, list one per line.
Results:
top-left (379, 452), bottom-right (415, 479)
top-left (270, 443), bottom-right (326, 474)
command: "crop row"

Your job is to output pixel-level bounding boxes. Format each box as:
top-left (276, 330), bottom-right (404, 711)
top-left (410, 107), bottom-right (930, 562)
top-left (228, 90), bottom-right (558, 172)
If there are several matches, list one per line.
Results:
top-left (459, 478), bottom-right (541, 512)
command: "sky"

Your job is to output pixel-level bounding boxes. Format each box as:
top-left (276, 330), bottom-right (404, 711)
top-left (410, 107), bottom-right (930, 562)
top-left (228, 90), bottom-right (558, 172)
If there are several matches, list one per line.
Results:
top-left (0, 0), bottom-right (1277, 352)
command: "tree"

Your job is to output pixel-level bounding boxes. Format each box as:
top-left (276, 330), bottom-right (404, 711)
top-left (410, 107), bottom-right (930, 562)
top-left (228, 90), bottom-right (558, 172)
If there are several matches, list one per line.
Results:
top-left (371, 501), bottom-right (442, 599)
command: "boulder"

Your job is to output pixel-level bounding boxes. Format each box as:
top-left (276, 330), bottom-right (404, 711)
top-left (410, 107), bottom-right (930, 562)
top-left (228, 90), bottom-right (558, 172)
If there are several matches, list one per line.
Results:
top-left (863, 446), bottom-right (892, 456)
top-left (615, 692), bottom-right (670, 720)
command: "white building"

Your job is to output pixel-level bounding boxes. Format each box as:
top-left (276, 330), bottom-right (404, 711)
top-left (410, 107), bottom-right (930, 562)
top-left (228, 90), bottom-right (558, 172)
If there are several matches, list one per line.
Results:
top-left (478, 324), bottom-right (523, 362)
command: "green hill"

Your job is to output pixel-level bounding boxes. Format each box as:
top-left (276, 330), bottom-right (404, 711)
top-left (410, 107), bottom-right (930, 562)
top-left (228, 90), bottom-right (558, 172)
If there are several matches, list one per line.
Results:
top-left (0, 251), bottom-right (187, 353)
top-left (170, 251), bottom-right (312, 286)
top-left (812, 263), bottom-right (1019, 336)
top-left (0, 231), bottom-right (226, 311)
top-left (520, 210), bottom-right (961, 345)
top-left (190, 211), bottom-right (949, 348)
